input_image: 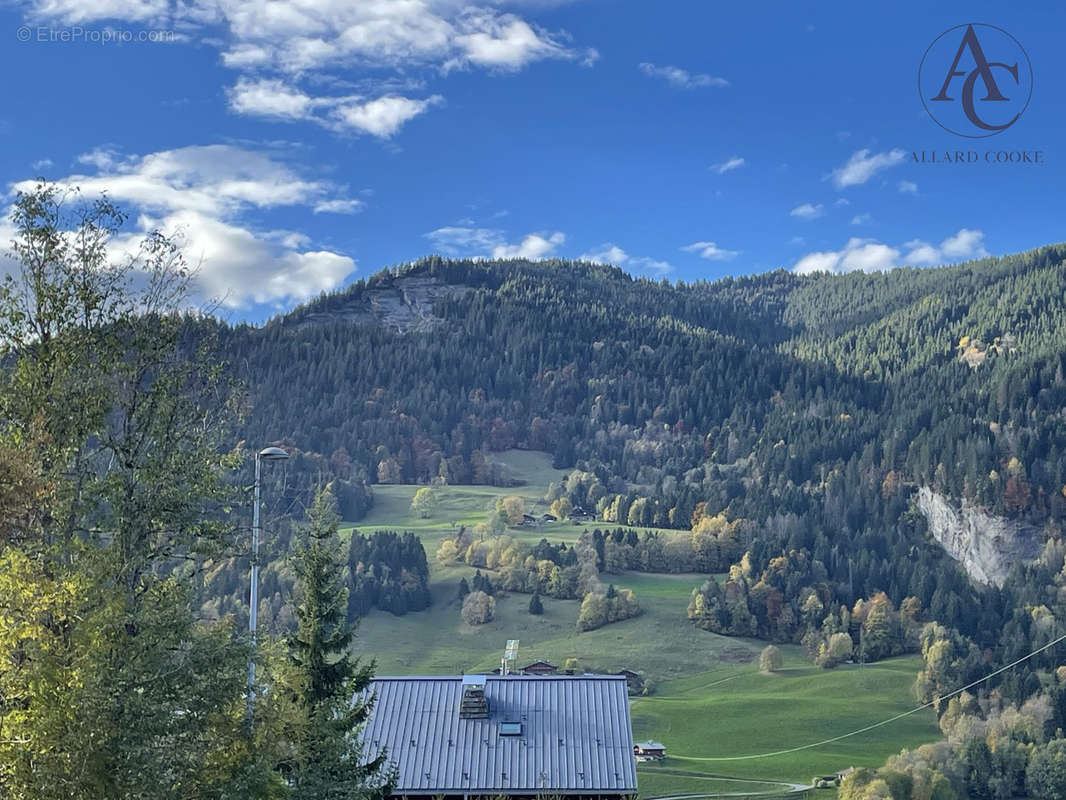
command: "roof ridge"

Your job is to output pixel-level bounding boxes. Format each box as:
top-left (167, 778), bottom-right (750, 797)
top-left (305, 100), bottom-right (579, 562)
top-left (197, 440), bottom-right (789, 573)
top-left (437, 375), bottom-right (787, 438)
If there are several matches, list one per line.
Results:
top-left (371, 674), bottom-right (627, 680)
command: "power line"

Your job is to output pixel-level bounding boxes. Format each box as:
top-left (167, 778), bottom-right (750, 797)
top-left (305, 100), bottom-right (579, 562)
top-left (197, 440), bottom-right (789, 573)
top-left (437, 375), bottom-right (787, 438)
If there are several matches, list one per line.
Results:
top-left (670, 632), bottom-right (1066, 762)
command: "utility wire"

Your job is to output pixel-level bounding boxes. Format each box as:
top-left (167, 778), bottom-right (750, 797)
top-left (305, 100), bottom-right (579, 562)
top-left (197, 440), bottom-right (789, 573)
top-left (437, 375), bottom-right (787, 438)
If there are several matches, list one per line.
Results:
top-left (670, 632), bottom-right (1066, 762)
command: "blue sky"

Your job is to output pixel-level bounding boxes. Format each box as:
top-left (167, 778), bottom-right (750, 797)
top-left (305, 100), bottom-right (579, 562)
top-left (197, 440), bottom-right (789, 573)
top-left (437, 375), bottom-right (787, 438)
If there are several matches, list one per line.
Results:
top-left (1, 0), bottom-right (1063, 321)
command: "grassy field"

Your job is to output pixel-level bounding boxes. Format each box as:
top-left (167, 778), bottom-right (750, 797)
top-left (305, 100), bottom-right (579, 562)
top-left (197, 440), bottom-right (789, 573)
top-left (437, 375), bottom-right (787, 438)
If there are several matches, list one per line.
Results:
top-left (354, 567), bottom-right (755, 679)
top-left (630, 773), bottom-right (791, 797)
top-left (349, 449), bottom-right (572, 534)
top-left (348, 449), bottom-right (691, 542)
top-left (632, 655), bottom-right (940, 790)
top-left (343, 450), bottom-right (941, 794)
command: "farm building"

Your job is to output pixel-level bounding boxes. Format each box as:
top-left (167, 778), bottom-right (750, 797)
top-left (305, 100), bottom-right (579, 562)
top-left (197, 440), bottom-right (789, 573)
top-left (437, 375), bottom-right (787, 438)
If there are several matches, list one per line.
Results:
top-left (519, 660), bottom-right (558, 676)
top-left (632, 741), bottom-right (666, 762)
top-left (361, 674), bottom-right (637, 799)
top-left (490, 660), bottom-right (557, 676)
top-left (615, 669), bottom-right (644, 695)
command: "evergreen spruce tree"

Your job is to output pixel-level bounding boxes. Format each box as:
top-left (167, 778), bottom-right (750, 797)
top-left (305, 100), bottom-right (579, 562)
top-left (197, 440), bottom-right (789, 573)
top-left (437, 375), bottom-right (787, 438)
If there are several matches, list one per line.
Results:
top-left (287, 486), bottom-right (394, 799)
top-left (529, 590), bottom-right (544, 615)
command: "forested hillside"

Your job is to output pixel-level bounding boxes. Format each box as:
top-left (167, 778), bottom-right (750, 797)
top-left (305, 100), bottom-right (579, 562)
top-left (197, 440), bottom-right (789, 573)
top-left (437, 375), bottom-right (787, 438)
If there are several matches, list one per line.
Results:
top-left (224, 251), bottom-right (1066, 525)
top-left (199, 250), bottom-right (1066, 645)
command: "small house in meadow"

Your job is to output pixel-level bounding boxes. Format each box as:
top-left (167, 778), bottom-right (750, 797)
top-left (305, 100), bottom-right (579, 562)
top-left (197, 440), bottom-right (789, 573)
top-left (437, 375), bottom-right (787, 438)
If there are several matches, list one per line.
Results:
top-left (615, 669), bottom-right (644, 695)
top-left (633, 740), bottom-right (666, 762)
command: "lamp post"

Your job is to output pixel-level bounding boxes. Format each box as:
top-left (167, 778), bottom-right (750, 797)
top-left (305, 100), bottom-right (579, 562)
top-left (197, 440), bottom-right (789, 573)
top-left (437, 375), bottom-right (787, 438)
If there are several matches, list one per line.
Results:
top-left (247, 446), bottom-right (289, 730)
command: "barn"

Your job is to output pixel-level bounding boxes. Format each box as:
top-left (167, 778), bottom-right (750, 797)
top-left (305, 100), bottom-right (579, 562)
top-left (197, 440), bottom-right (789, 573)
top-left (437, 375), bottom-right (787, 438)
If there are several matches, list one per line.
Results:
top-left (519, 660), bottom-right (558, 676)
top-left (361, 674), bottom-right (637, 799)
top-left (632, 741), bottom-right (665, 762)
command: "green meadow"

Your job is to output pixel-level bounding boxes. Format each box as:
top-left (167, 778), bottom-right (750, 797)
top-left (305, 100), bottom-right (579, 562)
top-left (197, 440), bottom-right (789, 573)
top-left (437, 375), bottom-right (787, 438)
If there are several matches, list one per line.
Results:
top-left (632, 655), bottom-right (940, 792)
top-left (344, 451), bottom-right (942, 794)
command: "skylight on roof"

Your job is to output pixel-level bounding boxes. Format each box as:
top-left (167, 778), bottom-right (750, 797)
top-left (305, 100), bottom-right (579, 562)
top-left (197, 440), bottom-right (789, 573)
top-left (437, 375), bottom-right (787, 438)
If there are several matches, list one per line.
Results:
top-left (499, 722), bottom-right (522, 736)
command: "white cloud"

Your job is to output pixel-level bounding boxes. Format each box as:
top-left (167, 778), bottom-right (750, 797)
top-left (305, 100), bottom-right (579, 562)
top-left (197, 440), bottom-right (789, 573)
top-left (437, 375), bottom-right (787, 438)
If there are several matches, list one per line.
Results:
top-left (790, 202), bottom-right (823, 220)
top-left (221, 43), bottom-right (272, 69)
top-left (898, 180), bottom-right (918, 194)
top-left (452, 12), bottom-right (582, 70)
top-left (10, 145), bottom-right (360, 307)
top-left (55, 144), bottom-right (356, 216)
top-left (31, 158), bottom-right (53, 171)
top-left (425, 225), bottom-right (564, 261)
top-left (425, 226), bottom-right (502, 254)
top-left (77, 147), bottom-right (121, 170)
top-left (830, 148), bottom-right (906, 189)
top-left (841, 241), bottom-right (898, 271)
top-left (579, 243), bottom-right (672, 275)
top-left (492, 231), bottom-right (565, 260)
top-left (902, 241), bottom-right (940, 265)
top-left (136, 209), bottom-right (354, 305)
top-left (228, 77), bottom-right (442, 138)
top-left (940, 228), bottom-right (987, 259)
top-left (681, 241), bottom-right (739, 261)
top-left (794, 238), bottom-right (899, 275)
top-left (711, 156), bottom-right (744, 174)
top-left (26, 0), bottom-right (169, 24)
top-left (794, 228), bottom-right (988, 274)
top-left (25, 1), bottom-right (588, 76)
top-left (581, 244), bottom-right (628, 265)
top-left (851, 213), bottom-right (872, 225)
top-left (639, 62), bottom-right (728, 89)
top-left (228, 77), bottom-right (315, 119)
top-left (332, 94), bottom-right (443, 137)
top-left (904, 229), bottom-right (988, 265)
top-left (312, 198), bottom-right (363, 214)
top-left (794, 249), bottom-right (849, 275)
top-left (425, 230), bottom-right (671, 273)
top-left (0, 213), bottom-right (20, 277)
top-left (21, 1), bottom-right (593, 142)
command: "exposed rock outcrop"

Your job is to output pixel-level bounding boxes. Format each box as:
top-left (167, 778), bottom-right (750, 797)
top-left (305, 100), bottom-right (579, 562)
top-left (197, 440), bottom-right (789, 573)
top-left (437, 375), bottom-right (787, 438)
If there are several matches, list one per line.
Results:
top-left (293, 276), bottom-right (471, 332)
top-left (917, 486), bottom-right (1042, 587)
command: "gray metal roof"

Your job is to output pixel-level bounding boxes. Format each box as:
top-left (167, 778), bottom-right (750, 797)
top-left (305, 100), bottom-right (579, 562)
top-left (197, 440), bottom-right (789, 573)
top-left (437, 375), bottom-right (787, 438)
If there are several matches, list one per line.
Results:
top-left (361, 675), bottom-right (637, 795)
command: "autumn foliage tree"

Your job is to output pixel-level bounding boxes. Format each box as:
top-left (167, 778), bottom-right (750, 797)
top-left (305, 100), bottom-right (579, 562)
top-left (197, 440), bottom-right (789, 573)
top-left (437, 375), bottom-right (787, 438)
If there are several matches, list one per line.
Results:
top-left (0, 186), bottom-right (278, 798)
top-left (759, 645), bottom-right (783, 673)
top-left (461, 590), bottom-right (495, 625)
top-left (411, 487), bottom-right (438, 518)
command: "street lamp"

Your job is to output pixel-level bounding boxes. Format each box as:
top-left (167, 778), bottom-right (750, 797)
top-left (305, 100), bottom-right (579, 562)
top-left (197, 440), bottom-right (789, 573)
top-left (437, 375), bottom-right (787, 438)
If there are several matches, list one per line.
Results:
top-left (247, 445), bottom-right (289, 730)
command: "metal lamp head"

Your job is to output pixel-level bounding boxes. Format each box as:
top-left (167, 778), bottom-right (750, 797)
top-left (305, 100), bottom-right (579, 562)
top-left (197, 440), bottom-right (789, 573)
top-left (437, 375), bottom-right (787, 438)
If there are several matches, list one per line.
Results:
top-left (257, 446), bottom-right (289, 462)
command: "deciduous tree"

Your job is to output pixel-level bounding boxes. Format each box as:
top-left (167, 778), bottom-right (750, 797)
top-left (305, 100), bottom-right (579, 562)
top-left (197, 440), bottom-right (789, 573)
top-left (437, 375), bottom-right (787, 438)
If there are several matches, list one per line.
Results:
top-left (411, 487), bottom-right (438, 519)
top-left (461, 590), bottom-right (495, 625)
top-left (759, 644), bottom-right (783, 673)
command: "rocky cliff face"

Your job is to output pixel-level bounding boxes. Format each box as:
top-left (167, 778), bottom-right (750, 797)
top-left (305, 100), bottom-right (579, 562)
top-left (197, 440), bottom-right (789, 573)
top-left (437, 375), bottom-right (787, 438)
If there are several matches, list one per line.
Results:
top-left (917, 487), bottom-right (1042, 587)
top-left (293, 276), bottom-right (471, 332)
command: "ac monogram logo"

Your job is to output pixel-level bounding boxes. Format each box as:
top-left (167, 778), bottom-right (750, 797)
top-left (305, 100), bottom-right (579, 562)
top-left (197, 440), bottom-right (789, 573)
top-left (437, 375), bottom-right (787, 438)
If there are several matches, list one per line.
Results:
top-left (919, 24), bottom-right (1032, 138)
